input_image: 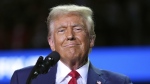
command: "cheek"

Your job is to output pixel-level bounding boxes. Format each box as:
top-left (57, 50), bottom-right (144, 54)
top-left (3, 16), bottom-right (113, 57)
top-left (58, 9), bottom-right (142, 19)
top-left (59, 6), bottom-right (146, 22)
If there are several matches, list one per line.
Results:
top-left (54, 35), bottom-right (65, 49)
top-left (79, 34), bottom-right (90, 48)
top-left (82, 32), bottom-right (90, 43)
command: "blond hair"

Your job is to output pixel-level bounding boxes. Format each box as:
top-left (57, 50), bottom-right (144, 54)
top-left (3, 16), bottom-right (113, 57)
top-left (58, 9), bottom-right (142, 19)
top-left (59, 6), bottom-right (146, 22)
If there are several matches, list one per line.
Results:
top-left (47, 4), bottom-right (96, 38)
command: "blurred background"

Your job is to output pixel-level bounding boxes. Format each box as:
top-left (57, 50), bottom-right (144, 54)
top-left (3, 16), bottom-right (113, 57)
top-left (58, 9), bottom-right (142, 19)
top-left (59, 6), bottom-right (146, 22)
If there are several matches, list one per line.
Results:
top-left (0, 0), bottom-right (150, 84)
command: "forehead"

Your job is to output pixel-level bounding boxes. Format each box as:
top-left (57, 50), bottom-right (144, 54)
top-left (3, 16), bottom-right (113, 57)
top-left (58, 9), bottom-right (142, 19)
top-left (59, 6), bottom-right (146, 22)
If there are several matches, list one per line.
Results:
top-left (49, 13), bottom-right (87, 35)
top-left (53, 14), bottom-right (85, 28)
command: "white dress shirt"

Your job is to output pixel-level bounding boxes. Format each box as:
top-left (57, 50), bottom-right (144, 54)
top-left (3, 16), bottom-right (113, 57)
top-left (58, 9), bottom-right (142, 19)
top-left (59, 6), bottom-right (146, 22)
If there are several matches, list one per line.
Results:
top-left (55, 60), bottom-right (89, 84)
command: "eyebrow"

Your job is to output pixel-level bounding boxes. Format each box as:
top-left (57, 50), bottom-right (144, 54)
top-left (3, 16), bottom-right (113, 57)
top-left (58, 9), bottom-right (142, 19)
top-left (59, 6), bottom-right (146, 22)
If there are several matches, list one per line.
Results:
top-left (72, 24), bottom-right (84, 28)
top-left (57, 24), bottom-right (84, 29)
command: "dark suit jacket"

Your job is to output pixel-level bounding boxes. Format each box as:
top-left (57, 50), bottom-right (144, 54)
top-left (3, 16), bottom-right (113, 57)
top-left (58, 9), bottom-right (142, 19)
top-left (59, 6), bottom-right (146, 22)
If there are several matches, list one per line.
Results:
top-left (11, 62), bottom-right (132, 84)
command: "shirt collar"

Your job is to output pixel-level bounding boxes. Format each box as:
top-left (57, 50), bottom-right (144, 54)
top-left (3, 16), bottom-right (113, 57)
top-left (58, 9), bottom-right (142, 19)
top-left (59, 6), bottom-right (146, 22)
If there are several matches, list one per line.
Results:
top-left (56, 60), bottom-right (71, 83)
top-left (56, 59), bottom-right (89, 83)
top-left (76, 59), bottom-right (89, 83)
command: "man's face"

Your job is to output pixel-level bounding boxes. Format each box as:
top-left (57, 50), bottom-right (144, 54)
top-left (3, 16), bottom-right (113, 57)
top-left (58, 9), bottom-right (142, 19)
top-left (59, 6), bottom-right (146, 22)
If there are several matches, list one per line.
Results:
top-left (48, 13), bottom-right (94, 63)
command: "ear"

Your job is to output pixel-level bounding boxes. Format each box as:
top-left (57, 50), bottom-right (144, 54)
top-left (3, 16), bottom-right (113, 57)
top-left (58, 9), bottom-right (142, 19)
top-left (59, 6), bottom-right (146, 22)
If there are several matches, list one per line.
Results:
top-left (48, 36), bottom-right (55, 51)
top-left (90, 35), bottom-right (96, 48)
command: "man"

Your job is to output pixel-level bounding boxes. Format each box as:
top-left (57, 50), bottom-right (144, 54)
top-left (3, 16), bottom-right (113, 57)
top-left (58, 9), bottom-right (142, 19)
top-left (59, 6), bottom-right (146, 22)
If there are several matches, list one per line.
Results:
top-left (11, 4), bottom-right (132, 84)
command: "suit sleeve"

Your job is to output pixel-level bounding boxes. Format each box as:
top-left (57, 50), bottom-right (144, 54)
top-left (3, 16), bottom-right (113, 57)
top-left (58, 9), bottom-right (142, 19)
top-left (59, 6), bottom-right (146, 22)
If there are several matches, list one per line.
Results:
top-left (10, 71), bottom-right (19, 84)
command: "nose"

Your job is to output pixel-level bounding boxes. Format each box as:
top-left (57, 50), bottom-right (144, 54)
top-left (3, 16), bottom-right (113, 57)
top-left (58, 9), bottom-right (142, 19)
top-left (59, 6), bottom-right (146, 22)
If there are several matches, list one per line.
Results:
top-left (66, 28), bottom-right (75, 40)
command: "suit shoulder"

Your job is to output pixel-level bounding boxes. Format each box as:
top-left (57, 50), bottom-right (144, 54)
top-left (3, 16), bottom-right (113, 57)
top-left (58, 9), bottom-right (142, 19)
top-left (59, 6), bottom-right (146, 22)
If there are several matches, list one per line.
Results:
top-left (11, 66), bottom-right (34, 84)
top-left (101, 70), bottom-right (127, 78)
top-left (101, 70), bottom-right (132, 83)
top-left (12, 66), bottom-right (34, 79)
top-left (90, 64), bottom-right (128, 79)
top-left (15, 66), bottom-right (33, 73)
top-left (92, 67), bottom-right (127, 78)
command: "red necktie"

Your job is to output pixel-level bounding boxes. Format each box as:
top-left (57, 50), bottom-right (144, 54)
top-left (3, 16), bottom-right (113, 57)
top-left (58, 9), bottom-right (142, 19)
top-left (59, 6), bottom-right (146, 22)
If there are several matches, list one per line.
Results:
top-left (68, 70), bottom-right (80, 84)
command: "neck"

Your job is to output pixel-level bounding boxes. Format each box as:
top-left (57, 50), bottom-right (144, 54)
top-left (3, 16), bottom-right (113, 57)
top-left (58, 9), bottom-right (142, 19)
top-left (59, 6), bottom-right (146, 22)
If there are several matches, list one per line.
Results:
top-left (61, 57), bottom-right (88, 70)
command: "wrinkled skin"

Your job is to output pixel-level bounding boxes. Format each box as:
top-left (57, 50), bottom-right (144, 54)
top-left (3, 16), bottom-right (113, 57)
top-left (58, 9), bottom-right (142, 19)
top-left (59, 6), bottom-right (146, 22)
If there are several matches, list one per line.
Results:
top-left (48, 13), bottom-right (95, 70)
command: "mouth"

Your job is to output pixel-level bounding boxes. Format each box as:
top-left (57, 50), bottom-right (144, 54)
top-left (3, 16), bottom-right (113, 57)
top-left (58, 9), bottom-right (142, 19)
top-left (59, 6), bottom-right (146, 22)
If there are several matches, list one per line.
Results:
top-left (64, 43), bottom-right (79, 47)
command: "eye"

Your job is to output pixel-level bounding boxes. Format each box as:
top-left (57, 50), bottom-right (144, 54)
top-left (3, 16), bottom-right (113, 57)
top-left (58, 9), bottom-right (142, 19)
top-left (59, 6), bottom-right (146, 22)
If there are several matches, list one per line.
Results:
top-left (74, 27), bottom-right (83, 32)
top-left (58, 28), bottom-right (65, 33)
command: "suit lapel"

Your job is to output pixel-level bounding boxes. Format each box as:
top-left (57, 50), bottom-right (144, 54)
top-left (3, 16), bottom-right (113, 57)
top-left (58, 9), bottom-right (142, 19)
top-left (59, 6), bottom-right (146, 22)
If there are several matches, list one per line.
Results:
top-left (32, 64), bottom-right (57, 84)
top-left (87, 63), bottom-right (107, 84)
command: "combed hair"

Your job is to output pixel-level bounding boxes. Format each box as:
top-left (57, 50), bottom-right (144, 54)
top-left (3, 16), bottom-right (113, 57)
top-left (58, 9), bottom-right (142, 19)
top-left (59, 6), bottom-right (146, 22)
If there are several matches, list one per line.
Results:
top-left (47, 4), bottom-right (96, 38)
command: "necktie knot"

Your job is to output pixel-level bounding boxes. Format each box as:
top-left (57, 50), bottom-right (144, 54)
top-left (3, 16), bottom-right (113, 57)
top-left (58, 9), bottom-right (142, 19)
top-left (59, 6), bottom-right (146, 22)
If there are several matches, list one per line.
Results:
top-left (69, 70), bottom-right (80, 79)
top-left (68, 70), bottom-right (80, 84)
